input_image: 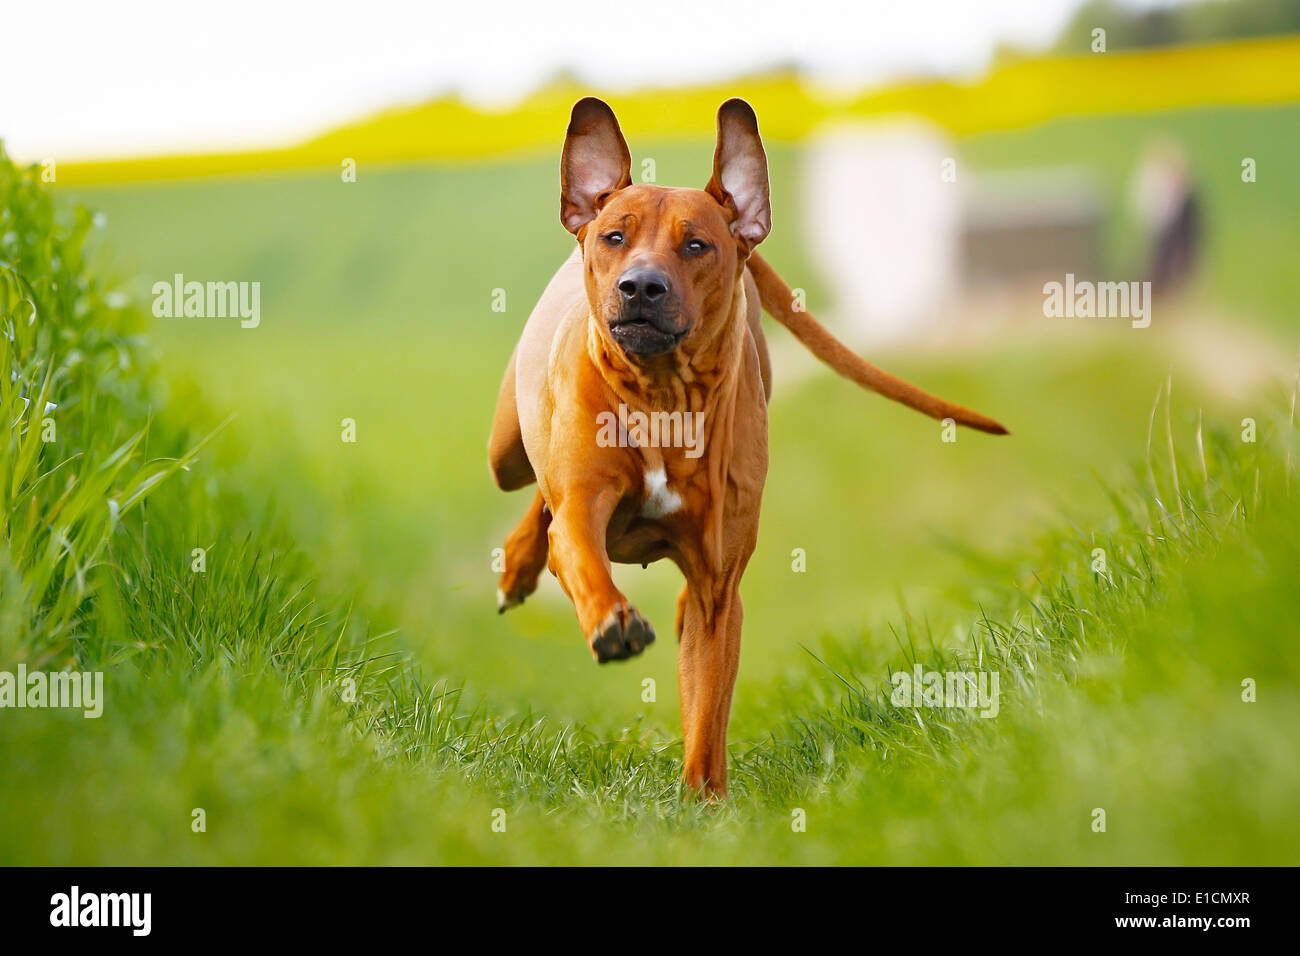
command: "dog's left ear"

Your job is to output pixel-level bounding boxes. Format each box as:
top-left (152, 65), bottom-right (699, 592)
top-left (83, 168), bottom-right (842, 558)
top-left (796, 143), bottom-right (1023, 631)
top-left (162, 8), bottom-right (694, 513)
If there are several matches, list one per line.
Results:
top-left (705, 99), bottom-right (771, 249)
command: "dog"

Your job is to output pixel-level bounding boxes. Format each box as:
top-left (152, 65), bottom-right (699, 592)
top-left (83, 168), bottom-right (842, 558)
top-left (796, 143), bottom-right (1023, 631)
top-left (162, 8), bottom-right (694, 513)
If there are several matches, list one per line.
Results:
top-left (488, 97), bottom-right (1007, 798)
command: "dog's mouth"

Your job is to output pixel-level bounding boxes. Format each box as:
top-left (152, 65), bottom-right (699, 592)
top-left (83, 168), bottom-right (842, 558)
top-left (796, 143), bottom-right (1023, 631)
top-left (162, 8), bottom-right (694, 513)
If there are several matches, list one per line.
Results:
top-left (608, 313), bottom-right (687, 356)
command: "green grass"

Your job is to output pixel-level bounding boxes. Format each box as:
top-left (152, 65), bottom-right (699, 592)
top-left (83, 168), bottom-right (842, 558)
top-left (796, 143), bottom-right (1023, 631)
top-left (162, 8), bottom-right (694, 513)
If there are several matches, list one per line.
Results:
top-left (2, 104), bottom-right (1299, 864)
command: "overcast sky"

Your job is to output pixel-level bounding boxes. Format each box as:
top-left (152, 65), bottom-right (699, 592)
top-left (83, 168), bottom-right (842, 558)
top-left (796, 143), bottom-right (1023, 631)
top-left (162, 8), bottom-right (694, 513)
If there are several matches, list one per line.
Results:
top-left (3, 0), bottom-right (1183, 161)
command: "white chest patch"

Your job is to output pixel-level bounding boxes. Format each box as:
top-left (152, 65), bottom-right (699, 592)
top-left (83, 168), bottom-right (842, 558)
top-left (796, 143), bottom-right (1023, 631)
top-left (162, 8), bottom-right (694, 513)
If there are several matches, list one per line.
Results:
top-left (640, 468), bottom-right (682, 519)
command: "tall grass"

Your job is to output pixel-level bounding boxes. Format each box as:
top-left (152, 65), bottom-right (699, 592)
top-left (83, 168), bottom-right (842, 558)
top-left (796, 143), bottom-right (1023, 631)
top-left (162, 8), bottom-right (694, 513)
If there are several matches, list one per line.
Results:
top-left (0, 149), bottom-right (205, 667)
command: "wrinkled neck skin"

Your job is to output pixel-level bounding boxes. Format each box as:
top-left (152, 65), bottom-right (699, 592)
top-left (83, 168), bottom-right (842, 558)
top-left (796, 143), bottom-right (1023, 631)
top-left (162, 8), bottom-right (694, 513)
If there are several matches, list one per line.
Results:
top-left (586, 267), bottom-right (749, 417)
top-left (585, 263), bottom-right (752, 577)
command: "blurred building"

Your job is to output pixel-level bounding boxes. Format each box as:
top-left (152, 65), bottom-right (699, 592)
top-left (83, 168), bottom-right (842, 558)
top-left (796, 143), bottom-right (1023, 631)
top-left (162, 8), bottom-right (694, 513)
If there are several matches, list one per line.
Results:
top-left (961, 167), bottom-right (1103, 287)
top-left (798, 118), bottom-right (1105, 341)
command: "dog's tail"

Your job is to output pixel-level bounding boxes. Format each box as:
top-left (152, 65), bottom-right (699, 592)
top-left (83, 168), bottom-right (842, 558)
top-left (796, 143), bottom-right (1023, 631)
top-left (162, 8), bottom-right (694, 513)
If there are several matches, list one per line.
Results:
top-left (747, 252), bottom-right (1008, 435)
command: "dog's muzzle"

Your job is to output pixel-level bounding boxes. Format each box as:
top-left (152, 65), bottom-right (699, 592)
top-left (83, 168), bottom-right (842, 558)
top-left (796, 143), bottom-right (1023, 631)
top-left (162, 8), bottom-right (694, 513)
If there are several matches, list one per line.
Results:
top-left (609, 266), bottom-right (687, 356)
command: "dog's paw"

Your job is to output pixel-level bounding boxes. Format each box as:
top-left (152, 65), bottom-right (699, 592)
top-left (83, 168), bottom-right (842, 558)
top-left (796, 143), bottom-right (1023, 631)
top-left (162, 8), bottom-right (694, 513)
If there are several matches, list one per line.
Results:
top-left (589, 605), bottom-right (656, 663)
top-left (497, 565), bottom-right (543, 614)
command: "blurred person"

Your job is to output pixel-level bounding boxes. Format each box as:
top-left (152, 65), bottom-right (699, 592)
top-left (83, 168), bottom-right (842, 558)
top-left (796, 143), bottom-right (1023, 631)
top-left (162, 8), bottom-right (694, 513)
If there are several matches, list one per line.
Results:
top-left (1130, 137), bottom-right (1202, 296)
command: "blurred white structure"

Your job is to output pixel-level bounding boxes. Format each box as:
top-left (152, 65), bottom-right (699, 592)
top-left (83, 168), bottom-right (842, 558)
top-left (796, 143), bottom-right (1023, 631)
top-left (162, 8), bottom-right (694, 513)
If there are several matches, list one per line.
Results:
top-left (799, 119), bottom-right (960, 342)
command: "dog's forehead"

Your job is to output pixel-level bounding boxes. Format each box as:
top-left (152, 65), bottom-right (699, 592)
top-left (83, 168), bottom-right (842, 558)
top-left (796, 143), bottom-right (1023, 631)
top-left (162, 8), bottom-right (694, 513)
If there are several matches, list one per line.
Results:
top-left (601, 185), bottom-right (728, 232)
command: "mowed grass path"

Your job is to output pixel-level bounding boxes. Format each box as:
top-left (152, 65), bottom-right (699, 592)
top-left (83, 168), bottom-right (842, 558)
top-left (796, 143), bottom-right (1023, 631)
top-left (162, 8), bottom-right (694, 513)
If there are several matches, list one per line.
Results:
top-left (12, 104), bottom-right (1292, 862)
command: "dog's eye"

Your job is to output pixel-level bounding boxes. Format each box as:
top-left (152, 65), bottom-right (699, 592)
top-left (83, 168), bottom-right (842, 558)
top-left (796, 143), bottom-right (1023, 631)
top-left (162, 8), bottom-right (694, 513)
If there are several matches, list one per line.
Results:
top-left (601, 231), bottom-right (625, 246)
top-left (682, 238), bottom-right (712, 257)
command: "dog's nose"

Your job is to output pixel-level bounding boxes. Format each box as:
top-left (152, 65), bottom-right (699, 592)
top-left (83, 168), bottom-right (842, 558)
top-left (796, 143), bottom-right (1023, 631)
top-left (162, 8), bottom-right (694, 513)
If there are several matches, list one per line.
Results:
top-left (617, 267), bottom-right (669, 304)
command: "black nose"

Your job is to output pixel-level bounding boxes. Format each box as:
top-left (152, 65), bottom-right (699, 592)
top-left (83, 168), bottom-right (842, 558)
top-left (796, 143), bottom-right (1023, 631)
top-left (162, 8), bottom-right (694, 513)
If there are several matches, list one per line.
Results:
top-left (617, 267), bottom-right (669, 304)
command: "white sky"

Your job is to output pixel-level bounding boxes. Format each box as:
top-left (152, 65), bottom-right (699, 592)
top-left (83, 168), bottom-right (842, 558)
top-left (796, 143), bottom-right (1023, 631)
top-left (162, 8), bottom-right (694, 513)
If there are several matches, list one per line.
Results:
top-left (2, 0), bottom-right (1184, 162)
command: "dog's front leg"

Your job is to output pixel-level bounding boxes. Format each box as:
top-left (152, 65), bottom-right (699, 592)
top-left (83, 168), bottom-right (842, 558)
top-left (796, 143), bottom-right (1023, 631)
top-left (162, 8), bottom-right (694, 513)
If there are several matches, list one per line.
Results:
top-left (677, 574), bottom-right (744, 799)
top-left (547, 483), bottom-right (656, 662)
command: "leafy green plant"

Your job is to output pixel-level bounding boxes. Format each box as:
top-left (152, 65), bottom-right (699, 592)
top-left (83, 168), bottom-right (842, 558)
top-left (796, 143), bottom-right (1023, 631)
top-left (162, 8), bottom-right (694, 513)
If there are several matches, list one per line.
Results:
top-left (0, 149), bottom-right (210, 667)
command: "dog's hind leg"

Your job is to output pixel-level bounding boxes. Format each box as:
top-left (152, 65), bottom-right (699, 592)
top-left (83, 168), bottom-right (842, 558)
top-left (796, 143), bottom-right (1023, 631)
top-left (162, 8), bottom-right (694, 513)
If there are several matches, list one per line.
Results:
top-left (498, 489), bottom-right (551, 613)
top-left (488, 346), bottom-right (537, 491)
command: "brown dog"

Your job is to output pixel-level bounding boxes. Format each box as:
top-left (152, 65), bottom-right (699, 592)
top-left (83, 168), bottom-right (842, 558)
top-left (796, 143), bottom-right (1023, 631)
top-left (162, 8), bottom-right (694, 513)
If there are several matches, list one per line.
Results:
top-left (488, 97), bottom-right (1006, 798)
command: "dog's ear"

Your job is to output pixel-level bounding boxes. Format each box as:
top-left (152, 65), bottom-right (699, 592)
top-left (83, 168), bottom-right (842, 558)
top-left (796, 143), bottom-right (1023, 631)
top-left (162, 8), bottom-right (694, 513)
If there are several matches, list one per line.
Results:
top-left (560, 97), bottom-right (632, 235)
top-left (705, 98), bottom-right (771, 249)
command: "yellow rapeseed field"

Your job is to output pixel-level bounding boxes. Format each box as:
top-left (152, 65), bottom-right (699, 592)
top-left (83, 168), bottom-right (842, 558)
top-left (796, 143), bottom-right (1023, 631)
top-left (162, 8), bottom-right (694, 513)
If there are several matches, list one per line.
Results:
top-left (53, 35), bottom-right (1300, 184)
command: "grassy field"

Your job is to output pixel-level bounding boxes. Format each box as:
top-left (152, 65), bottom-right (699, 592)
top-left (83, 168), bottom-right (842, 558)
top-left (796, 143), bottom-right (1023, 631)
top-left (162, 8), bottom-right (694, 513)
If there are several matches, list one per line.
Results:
top-left (2, 101), bottom-right (1298, 864)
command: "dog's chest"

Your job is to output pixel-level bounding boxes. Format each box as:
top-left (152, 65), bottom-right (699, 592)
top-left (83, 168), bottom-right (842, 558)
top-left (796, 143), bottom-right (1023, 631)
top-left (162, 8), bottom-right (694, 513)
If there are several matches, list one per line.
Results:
top-left (640, 467), bottom-right (683, 519)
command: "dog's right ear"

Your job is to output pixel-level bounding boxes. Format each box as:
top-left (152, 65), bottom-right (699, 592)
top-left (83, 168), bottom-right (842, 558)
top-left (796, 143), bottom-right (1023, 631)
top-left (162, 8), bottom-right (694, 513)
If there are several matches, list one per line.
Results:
top-left (560, 97), bottom-right (632, 235)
